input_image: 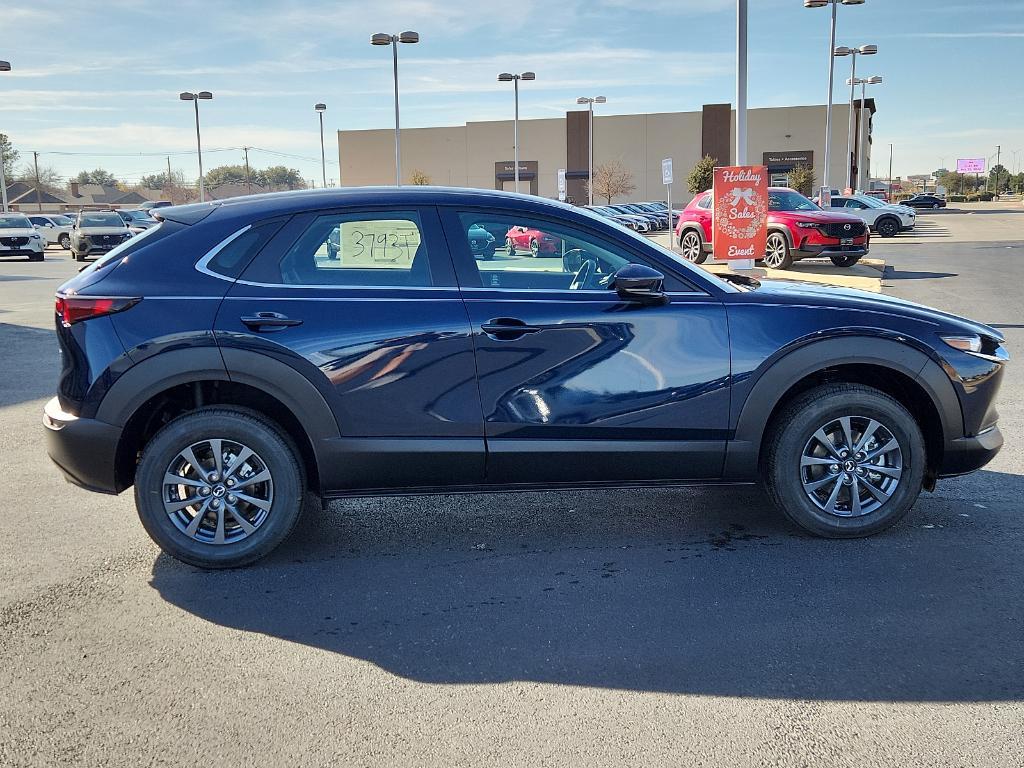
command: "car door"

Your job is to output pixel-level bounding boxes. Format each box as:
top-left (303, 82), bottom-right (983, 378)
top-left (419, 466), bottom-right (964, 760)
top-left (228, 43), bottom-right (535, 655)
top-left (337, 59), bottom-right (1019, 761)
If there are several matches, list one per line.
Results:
top-left (29, 216), bottom-right (54, 244)
top-left (440, 206), bottom-right (731, 485)
top-left (213, 205), bottom-right (485, 491)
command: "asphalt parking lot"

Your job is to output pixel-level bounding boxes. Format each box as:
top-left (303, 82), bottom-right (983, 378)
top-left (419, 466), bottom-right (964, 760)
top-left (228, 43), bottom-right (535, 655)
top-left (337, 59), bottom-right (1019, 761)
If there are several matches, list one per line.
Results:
top-left (2, 209), bottom-right (1023, 767)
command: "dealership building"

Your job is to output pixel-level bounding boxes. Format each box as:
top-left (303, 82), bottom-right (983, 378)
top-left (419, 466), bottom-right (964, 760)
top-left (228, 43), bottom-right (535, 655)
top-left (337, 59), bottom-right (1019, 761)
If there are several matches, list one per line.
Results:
top-left (337, 101), bottom-right (875, 202)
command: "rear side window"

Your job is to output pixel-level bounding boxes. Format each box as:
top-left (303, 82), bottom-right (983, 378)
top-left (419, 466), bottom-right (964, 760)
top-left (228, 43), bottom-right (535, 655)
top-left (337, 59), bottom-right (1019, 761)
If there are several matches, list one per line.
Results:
top-left (206, 221), bottom-right (284, 279)
top-left (697, 195), bottom-right (712, 209)
top-left (275, 210), bottom-right (433, 287)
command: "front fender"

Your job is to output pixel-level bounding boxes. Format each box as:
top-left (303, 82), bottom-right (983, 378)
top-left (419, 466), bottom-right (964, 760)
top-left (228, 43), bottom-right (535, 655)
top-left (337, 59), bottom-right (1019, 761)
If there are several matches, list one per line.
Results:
top-left (723, 335), bottom-right (962, 480)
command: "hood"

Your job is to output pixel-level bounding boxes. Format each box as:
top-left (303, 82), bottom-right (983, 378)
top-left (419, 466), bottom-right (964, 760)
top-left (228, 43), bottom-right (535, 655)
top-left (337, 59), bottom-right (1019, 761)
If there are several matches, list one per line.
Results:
top-left (0, 227), bottom-right (39, 238)
top-left (748, 278), bottom-right (1003, 341)
top-left (772, 209), bottom-right (861, 223)
top-left (80, 226), bottom-right (130, 236)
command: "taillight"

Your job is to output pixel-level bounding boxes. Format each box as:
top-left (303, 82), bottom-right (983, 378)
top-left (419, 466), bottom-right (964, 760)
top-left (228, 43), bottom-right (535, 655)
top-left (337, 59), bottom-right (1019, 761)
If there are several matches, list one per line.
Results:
top-left (55, 295), bottom-right (140, 327)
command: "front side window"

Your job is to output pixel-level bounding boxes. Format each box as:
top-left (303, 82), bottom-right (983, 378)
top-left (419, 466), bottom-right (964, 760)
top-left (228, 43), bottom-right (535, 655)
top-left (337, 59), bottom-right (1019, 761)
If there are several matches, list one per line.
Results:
top-left (456, 211), bottom-right (664, 292)
top-left (277, 211), bottom-right (432, 287)
top-left (696, 194), bottom-right (712, 210)
top-left (768, 190), bottom-right (820, 212)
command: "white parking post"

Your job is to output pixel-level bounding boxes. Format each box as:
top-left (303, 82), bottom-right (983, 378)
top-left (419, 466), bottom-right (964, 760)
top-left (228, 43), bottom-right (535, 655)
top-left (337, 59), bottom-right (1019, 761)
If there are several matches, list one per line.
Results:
top-left (662, 158), bottom-right (673, 251)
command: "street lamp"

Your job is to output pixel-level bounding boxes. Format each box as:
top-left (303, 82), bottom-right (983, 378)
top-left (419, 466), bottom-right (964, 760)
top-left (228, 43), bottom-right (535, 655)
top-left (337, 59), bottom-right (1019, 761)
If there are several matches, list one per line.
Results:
top-left (847, 75), bottom-right (882, 192)
top-left (314, 103), bottom-right (327, 188)
top-left (834, 44), bottom-right (877, 190)
top-left (371, 31), bottom-right (419, 186)
top-left (577, 96), bottom-right (606, 206)
top-left (179, 91), bottom-right (213, 202)
top-left (0, 59), bottom-right (10, 213)
top-left (498, 72), bottom-right (535, 193)
top-left (803, 0), bottom-right (866, 198)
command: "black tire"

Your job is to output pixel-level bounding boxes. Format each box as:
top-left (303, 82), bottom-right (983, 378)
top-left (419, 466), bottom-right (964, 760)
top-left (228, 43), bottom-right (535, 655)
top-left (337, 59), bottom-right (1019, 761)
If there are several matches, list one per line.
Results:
top-left (73, 251), bottom-right (85, 262)
top-left (829, 253), bottom-right (861, 268)
top-left (529, 237), bottom-right (540, 257)
top-left (679, 229), bottom-right (708, 264)
top-left (30, 253), bottom-right (44, 262)
top-left (506, 237), bottom-right (516, 257)
top-left (483, 245), bottom-right (496, 260)
top-left (763, 231), bottom-right (793, 270)
top-left (134, 408), bottom-right (304, 569)
top-left (59, 233), bottom-right (71, 249)
top-left (875, 217), bottom-right (899, 238)
top-left (931, 203), bottom-right (939, 209)
top-left (763, 383), bottom-right (926, 538)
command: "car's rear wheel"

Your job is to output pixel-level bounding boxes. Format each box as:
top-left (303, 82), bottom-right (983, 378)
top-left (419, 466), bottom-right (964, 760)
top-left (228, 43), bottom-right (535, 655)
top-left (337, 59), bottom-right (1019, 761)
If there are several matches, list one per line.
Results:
top-left (134, 408), bottom-right (304, 569)
top-left (680, 229), bottom-right (707, 264)
top-left (529, 238), bottom-right (540, 257)
top-left (764, 383), bottom-right (926, 538)
top-left (932, 203), bottom-right (939, 209)
top-left (763, 231), bottom-right (793, 269)
top-left (829, 253), bottom-right (861, 267)
top-left (58, 234), bottom-right (71, 249)
top-left (875, 217), bottom-right (900, 238)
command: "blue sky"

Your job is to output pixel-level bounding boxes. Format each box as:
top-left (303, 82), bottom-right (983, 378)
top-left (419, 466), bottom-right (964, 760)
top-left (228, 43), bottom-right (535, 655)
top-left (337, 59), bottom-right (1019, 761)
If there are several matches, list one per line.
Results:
top-left (3, 0), bottom-right (1023, 186)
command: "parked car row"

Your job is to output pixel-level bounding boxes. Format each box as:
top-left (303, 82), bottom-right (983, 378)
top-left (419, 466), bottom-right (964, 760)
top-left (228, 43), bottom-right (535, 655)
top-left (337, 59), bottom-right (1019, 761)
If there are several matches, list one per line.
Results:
top-left (0, 212), bottom-right (47, 261)
top-left (585, 202), bottom-right (679, 233)
top-left (816, 194), bottom-right (917, 238)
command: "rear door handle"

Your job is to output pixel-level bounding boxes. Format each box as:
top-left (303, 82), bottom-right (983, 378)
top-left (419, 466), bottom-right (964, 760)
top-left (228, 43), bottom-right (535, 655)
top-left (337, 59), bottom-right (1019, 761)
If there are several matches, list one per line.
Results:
top-left (240, 311), bottom-right (303, 331)
top-left (480, 317), bottom-right (541, 339)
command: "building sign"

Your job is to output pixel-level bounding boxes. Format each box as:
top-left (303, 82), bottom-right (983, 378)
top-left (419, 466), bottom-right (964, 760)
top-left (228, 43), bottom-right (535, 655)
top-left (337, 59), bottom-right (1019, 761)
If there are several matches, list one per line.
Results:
top-left (662, 158), bottom-right (673, 186)
top-left (956, 158), bottom-right (986, 174)
top-left (713, 165), bottom-right (768, 261)
top-left (762, 150), bottom-right (814, 168)
top-left (495, 160), bottom-right (538, 177)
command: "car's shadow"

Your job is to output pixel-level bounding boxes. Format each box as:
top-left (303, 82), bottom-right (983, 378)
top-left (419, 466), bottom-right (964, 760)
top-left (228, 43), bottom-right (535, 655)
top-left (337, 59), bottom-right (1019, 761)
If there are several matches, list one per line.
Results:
top-left (151, 471), bottom-right (1024, 702)
top-left (0, 323), bottom-right (58, 407)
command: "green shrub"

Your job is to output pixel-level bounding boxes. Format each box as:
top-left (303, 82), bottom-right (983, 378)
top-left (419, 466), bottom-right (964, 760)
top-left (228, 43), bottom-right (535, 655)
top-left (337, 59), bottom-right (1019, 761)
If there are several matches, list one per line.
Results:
top-left (975, 191), bottom-right (995, 201)
top-left (946, 194), bottom-right (967, 203)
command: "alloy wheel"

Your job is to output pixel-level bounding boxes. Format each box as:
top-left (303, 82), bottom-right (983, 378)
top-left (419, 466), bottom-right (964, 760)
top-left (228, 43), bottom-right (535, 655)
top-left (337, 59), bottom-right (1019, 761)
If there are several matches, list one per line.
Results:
top-left (162, 438), bottom-right (274, 545)
top-left (764, 234), bottom-right (788, 269)
top-left (681, 231), bottom-right (702, 262)
top-left (799, 415), bottom-right (903, 518)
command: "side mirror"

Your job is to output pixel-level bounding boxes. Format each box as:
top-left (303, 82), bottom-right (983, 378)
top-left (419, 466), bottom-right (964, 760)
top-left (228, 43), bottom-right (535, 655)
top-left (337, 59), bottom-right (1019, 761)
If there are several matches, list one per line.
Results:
top-left (611, 263), bottom-right (668, 305)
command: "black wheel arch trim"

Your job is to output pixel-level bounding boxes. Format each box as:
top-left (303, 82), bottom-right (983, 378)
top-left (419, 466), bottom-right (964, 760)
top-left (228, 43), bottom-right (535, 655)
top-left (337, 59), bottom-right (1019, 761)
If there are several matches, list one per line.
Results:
top-left (767, 225), bottom-right (794, 248)
top-left (724, 335), bottom-right (962, 480)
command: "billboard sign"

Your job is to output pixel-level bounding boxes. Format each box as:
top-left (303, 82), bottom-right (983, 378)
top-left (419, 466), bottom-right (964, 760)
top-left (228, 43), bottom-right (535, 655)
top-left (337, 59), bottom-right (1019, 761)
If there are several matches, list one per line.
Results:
top-left (713, 165), bottom-right (769, 261)
top-left (662, 158), bottom-right (673, 186)
top-left (956, 158), bottom-right (986, 174)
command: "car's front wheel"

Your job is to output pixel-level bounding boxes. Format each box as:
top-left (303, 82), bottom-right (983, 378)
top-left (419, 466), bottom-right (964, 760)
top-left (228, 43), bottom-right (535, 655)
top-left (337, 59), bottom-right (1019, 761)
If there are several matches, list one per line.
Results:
top-left (875, 217), bottom-right (900, 238)
top-left (829, 253), bottom-right (861, 268)
top-left (134, 408), bottom-right (304, 568)
top-left (59, 234), bottom-right (71, 249)
top-left (763, 231), bottom-right (793, 269)
top-left (764, 383), bottom-right (926, 538)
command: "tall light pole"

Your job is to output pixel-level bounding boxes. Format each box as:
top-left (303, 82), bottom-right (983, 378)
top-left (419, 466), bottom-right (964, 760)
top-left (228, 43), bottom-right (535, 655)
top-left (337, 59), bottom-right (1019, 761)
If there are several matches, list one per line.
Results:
top-left (498, 72), bottom-right (535, 194)
top-left (371, 31), bottom-right (419, 186)
top-left (0, 59), bottom-right (10, 212)
top-left (847, 75), bottom-right (881, 192)
top-left (834, 44), bottom-right (877, 190)
top-left (804, 0), bottom-right (866, 196)
top-left (314, 103), bottom-right (327, 188)
top-left (577, 96), bottom-right (606, 206)
top-left (179, 91), bottom-right (213, 202)
top-left (888, 142), bottom-right (893, 200)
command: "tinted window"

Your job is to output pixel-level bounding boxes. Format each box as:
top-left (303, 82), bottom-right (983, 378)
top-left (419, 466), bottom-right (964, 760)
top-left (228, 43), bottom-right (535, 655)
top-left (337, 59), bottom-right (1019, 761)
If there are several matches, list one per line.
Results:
top-left (277, 211), bottom-right (432, 287)
top-left (697, 195), bottom-right (712, 209)
top-left (207, 221), bottom-right (284, 279)
top-left (768, 190), bottom-right (819, 212)
top-left (29, 216), bottom-right (48, 225)
top-left (456, 211), bottom-right (691, 292)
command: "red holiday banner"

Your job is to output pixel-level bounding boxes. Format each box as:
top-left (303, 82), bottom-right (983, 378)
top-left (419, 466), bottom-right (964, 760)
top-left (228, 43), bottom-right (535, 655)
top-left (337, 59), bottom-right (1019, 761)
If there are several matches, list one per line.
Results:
top-left (712, 165), bottom-right (768, 261)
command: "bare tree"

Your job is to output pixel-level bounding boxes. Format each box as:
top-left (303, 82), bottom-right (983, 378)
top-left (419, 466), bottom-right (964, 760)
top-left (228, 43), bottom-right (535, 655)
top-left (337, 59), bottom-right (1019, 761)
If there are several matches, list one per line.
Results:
top-left (588, 160), bottom-right (636, 204)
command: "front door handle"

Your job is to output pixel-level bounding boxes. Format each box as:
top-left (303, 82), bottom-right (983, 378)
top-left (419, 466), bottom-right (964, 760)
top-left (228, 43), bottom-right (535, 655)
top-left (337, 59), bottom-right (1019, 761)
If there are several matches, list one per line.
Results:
top-left (480, 317), bottom-right (541, 339)
top-left (240, 311), bottom-right (303, 331)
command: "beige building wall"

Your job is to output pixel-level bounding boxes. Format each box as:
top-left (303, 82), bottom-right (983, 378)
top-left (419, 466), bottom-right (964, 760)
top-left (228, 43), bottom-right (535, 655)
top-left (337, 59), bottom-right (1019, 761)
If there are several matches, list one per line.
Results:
top-left (338, 103), bottom-right (874, 200)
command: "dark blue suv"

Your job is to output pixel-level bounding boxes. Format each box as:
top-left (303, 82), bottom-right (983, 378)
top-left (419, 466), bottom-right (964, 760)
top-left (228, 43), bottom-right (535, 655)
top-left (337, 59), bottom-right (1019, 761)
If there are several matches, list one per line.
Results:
top-left (44, 187), bottom-right (1007, 568)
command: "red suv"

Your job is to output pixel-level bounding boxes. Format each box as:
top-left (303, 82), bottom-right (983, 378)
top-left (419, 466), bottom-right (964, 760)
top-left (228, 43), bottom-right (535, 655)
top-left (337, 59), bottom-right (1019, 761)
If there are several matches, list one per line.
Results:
top-left (505, 225), bottom-right (560, 256)
top-left (675, 187), bottom-right (869, 269)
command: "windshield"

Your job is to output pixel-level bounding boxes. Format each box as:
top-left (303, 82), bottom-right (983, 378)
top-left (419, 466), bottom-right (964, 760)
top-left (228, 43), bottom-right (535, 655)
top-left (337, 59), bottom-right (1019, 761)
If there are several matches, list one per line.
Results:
top-left (80, 212), bottom-right (125, 227)
top-left (0, 214), bottom-right (33, 229)
top-left (768, 190), bottom-right (820, 212)
top-left (52, 215), bottom-right (74, 225)
top-left (857, 196), bottom-right (887, 209)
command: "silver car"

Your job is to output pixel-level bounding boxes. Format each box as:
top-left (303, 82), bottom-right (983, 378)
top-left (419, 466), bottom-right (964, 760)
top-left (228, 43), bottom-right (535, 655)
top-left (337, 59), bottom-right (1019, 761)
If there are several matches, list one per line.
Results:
top-left (69, 210), bottom-right (133, 262)
top-left (28, 214), bottom-right (75, 250)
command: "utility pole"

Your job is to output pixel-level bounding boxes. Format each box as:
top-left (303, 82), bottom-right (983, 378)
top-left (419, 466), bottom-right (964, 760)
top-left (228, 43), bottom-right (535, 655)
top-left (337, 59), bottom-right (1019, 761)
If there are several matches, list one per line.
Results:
top-left (243, 147), bottom-right (252, 194)
top-left (0, 141), bottom-right (8, 212)
top-left (33, 150), bottom-right (42, 212)
top-left (995, 145), bottom-right (1001, 193)
top-left (888, 143), bottom-right (893, 200)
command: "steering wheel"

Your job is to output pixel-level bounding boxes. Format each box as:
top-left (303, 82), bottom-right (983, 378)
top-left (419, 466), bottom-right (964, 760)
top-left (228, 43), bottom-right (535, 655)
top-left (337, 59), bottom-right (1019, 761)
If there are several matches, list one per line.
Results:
top-left (569, 256), bottom-right (595, 290)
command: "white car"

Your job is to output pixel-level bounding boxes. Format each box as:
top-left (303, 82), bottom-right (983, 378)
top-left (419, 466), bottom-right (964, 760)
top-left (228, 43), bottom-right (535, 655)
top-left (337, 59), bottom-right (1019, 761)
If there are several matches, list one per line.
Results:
top-left (28, 214), bottom-right (74, 250)
top-left (0, 212), bottom-right (46, 261)
top-left (822, 194), bottom-right (915, 238)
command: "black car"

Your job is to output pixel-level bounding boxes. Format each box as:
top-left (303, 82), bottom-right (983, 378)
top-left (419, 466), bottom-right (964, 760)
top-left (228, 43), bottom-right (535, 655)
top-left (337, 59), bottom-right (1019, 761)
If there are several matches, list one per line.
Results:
top-left (901, 195), bottom-right (947, 209)
top-left (44, 187), bottom-right (1007, 568)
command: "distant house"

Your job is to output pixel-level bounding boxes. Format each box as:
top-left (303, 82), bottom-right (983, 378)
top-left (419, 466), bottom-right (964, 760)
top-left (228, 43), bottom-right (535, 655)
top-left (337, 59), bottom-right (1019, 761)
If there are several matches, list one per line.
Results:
top-left (66, 182), bottom-right (166, 208)
top-left (4, 181), bottom-right (71, 211)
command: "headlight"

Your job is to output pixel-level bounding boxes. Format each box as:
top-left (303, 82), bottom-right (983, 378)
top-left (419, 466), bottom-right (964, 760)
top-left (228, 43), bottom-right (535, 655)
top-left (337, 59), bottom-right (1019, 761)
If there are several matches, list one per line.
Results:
top-left (796, 222), bottom-right (819, 228)
top-left (941, 335), bottom-right (982, 354)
